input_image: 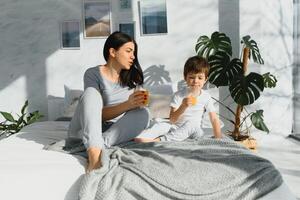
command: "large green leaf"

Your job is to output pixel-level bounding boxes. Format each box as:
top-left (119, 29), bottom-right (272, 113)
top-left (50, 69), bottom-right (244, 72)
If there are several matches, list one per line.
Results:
top-left (250, 110), bottom-right (269, 133)
top-left (208, 52), bottom-right (243, 87)
top-left (0, 112), bottom-right (16, 122)
top-left (241, 35), bottom-right (264, 64)
top-left (262, 72), bottom-right (277, 88)
top-left (21, 100), bottom-right (28, 115)
top-left (195, 31), bottom-right (232, 59)
top-left (229, 72), bottom-right (264, 105)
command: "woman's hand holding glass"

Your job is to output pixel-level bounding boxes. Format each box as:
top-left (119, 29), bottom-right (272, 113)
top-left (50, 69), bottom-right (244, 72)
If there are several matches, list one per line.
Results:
top-left (127, 90), bottom-right (149, 109)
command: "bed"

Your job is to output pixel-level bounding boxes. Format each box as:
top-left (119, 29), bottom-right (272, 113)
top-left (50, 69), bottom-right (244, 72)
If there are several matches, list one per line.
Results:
top-left (0, 120), bottom-right (296, 200)
top-left (0, 84), bottom-right (297, 200)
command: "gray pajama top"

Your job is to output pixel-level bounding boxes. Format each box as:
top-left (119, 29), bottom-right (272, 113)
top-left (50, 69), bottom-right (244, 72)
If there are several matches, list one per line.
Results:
top-left (84, 66), bottom-right (133, 121)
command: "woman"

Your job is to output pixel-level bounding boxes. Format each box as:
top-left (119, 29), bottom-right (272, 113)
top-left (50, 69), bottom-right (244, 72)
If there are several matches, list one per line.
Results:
top-left (67, 32), bottom-right (150, 173)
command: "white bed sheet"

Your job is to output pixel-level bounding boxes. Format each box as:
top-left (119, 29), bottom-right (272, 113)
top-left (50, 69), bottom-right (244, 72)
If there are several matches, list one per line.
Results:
top-left (0, 121), bottom-right (296, 200)
top-left (0, 121), bottom-right (85, 200)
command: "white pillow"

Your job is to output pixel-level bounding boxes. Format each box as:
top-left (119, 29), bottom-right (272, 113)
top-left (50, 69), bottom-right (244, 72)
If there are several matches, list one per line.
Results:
top-left (62, 83), bottom-right (173, 119)
top-left (60, 83), bottom-right (223, 128)
top-left (144, 83), bottom-right (174, 119)
top-left (63, 85), bottom-right (83, 117)
top-left (47, 96), bottom-right (64, 121)
top-left (148, 94), bottom-right (172, 118)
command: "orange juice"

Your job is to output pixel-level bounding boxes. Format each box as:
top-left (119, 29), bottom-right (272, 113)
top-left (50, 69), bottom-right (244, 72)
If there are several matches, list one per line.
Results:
top-left (190, 96), bottom-right (197, 106)
top-left (135, 85), bottom-right (149, 106)
top-left (142, 90), bottom-right (149, 106)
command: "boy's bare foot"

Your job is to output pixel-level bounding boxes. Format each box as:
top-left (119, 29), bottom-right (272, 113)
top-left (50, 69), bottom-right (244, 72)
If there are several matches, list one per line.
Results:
top-left (86, 147), bottom-right (102, 173)
top-left (134, 137), bottom-right (160, 143)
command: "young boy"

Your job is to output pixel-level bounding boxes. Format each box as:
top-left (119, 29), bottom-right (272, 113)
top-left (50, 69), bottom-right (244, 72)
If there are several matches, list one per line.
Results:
top-left (136, 56), bottom-right (222, 142)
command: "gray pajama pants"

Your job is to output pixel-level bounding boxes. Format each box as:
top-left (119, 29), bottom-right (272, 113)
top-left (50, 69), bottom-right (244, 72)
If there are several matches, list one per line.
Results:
top-left (159, 121), bottom-right (204, 141)
top-left (67, 87), bottom-right (150, 150)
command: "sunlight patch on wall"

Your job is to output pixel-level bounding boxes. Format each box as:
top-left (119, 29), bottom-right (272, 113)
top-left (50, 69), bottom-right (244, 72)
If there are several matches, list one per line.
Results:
top-left (45, 32), bottom-right (103, 98)
top-left (0, 76), bottom-right (27, 121)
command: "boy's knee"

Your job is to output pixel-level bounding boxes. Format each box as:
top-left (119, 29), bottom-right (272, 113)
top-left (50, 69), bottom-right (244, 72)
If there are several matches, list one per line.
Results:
top-left (183, 120), bottom-right (199, 128)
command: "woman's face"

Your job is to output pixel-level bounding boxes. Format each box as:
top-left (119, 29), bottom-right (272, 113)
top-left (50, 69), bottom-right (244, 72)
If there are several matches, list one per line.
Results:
top-left (111, 41), bottom-right (135, 70)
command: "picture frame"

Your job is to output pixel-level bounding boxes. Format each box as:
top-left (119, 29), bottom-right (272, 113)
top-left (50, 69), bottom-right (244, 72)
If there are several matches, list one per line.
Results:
top-left (119, 22), bottom-right (135, 39)
top-left (83, 1), bottom-right (111, 38)
top-left (60, 20), bottom-right (80, 49)
top-left (119, 0), bottom-right (132, 10)
top-left (139, 0), bottom-right (168, 35)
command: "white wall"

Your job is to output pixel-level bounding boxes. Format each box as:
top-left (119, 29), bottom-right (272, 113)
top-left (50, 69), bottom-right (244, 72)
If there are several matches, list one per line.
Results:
top-left (293, 0), bottom-right (300, 134)
top-left (0, 0), bottom-right (88, 119)
top-left (240, 0), bottom-right (293, 136)
top-left (218, 0), bottom-right (240, 132)
top-left (0, 0), bottom-right (218, 120)
top-left (0, 0), bottom-right (294, 136)
top-left (137, 0), bottom-right (218, 82)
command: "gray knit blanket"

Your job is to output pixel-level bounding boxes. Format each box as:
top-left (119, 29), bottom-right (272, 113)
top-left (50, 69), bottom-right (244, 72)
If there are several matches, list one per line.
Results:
top-left (79, 138), bottom-right (282, 200)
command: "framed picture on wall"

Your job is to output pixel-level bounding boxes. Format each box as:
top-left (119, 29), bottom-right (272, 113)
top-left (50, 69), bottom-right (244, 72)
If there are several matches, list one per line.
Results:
top-left (60, 20), bottom-right (80, 49)
top-left (139, 0), bottom-right (168, 35)
top-left (119, 22), bottom-right (135, 39)
top-left (83, 1), bottom-right (111, 38)
top-left (119, 0), bottom-right (132, 10)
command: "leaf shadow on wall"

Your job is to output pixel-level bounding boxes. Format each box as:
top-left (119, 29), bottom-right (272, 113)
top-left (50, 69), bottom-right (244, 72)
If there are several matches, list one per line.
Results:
top-left (143, 64), bottom-right (172, 87)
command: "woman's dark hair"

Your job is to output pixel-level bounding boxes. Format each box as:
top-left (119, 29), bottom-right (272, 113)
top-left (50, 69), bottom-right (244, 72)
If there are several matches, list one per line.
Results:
top-left (103, 31), bottom-right (143, 89)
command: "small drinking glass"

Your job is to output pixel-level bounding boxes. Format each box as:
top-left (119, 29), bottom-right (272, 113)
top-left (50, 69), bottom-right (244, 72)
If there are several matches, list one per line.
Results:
top-left (187, 86), bottom-right (200, 106)
top-left (135, 85), bottom-right (149, 106)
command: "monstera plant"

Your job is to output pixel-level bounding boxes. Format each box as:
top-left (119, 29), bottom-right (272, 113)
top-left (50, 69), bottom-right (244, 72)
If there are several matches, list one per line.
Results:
top-left (195, 31), bottom-right (277, 141)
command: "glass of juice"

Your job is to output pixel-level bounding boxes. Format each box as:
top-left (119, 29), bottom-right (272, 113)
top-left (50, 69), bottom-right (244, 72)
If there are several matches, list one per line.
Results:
top-left (190, 95), bottom-right (197, 106)
top-left (135, 85), bottom-right (149, 106)
top-left (187, 86), bottom-right (199, 106)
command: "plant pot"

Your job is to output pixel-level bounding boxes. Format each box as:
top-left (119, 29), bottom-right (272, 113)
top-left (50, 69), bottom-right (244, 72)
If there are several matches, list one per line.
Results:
top-left (238, 137), bottom-right (257, 151)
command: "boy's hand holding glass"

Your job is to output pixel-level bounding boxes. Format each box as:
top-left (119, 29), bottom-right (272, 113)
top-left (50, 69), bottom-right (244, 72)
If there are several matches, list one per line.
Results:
top-left (187, 86), bottom-right (200, 106)
top-left (187, 95), bottom-right (197, 106)
top-left (181, 97), bottom-right (194, 108)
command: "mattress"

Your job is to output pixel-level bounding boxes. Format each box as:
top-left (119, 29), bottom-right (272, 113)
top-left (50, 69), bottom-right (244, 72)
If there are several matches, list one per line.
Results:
top-left (0, 121), bottom-right (296, 200)
top-left (0, 121), bottom-right (85, 200)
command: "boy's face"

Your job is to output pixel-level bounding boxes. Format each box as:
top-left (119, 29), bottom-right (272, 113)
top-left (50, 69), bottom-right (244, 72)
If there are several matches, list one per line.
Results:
top-left (185, 72), bottom-right (207, 90)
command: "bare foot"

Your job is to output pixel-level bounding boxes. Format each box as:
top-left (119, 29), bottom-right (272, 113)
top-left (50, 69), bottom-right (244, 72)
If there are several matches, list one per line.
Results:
top-left (134, 137), bottom-right (160, 143)
top-left (86, 147), bottom-right (102, 173)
